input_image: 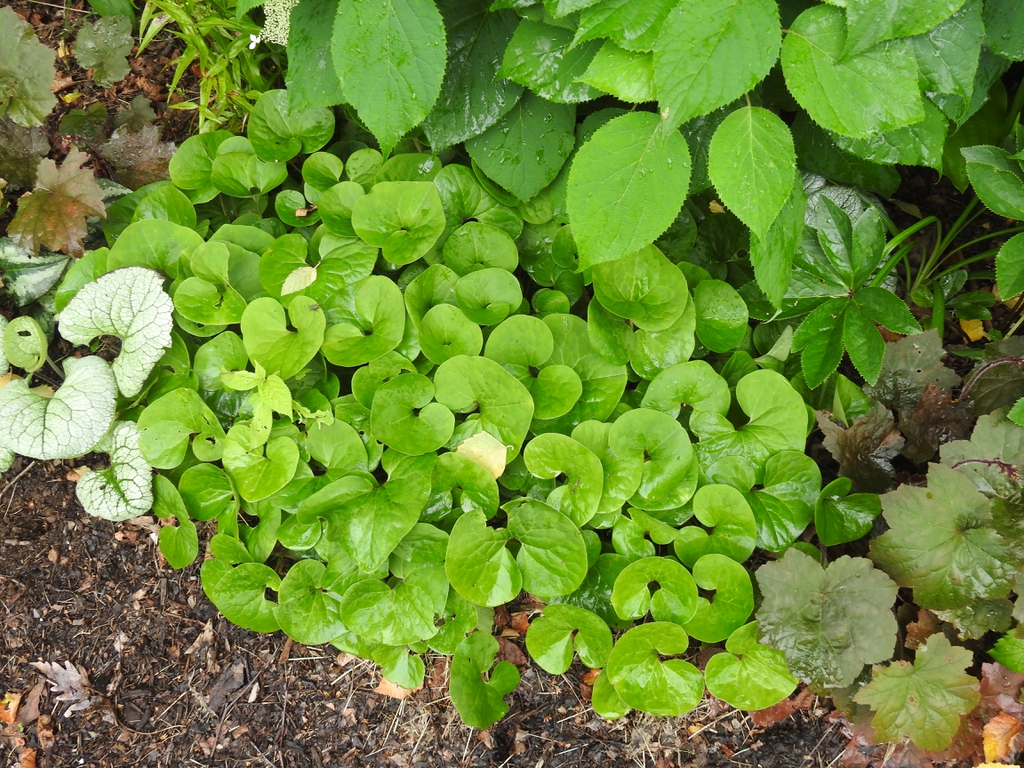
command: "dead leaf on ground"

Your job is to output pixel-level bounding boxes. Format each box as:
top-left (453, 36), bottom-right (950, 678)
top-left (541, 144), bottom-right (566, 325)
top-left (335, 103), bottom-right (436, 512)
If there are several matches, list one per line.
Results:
top-left (983, 711), bottom-right (1022, 763)
top-left (905, 608), bottom-right (939, 650)
top-left (373, 677), bottom-right (420, 700)
top-left (17, 748), bottom-right (37, 768)
top-left (476, 729), bottom-right (493, 749)
top-left (497, 637), bottom-right (528, 666)
top-left (35, 714), bottom-right (54, 751)
top-left (29, 660), bottom-right (94, 715)
top-left (206, 661), bottom-right (245, 711)
top-left (17, 682), bottom-right (43, 726)
top-left (1, 693), bottom-right (20, 727)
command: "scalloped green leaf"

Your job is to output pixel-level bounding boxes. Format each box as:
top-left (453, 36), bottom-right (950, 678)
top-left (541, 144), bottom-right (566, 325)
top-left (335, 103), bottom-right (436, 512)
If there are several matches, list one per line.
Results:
top-left (523, 432), bottom-right (603, 526)
top-left (0, 6), bottom-right (56, 127)
top-left (610, 407), bottom-right (697, 512)
top-left (682, 555), bottom-right (754, 643)
top-left (756, 549), bottom-right (898, 688)
top-left (853, 633), bottom-right (980, 753)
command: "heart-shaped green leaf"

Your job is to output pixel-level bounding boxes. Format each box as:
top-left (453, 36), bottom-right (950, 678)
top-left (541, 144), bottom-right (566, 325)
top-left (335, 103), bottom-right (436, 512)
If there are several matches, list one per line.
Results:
top-left (674, 484), bottom-right (757, 567)
top-left (525, 604), bottom-right (613, 674)
top-left (370, 373), bottom-right (455, 455)
top-left (449, 633), bottom-right (521, 730)
top-left (704, 621), bottom-right (798, 711)
top-left (352, 181), bottom-right (446, 265)
top-left (682, 554), bottom-right (754, 643)
top-left (611, 556), bottom-right (698, 625)
top-left (606, 622), bottom-right (704, 716)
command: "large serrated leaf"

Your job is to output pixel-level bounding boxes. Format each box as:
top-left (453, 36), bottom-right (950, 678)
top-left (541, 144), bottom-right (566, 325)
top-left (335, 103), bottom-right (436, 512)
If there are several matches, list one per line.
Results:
top-left (842, 0), bottom-right (965, 58)
top-left (0, 116), bottom-right (48, 188)
top-left (654, 0), bottom-right (780, 130)
top-left (708, 106), bottom-right (795, 240)
top-left (77, 421), bottom-right (154, 522)
top-left (781, 5), bottom-right (924, 139)
top-left (0, 356), bottom-right (117, 460)
top-left (817, 403), bottom-right (905, 493)
top-left (567, 111), bottom-right (690, 269)
top-left (59, 267), bottom-right (174, 398)
top-left (853, 633), bottom-right (980, 752)
top-left (9, 149), bottom-right (106, 257)
top-left (332, 0), bottom-right (447, 157)
top-left (755, 549), bottom-right (898, 688)
top-left (908, 0), bottom-right (983, 126)
top-left (0, 6), bottom-right (56, 127)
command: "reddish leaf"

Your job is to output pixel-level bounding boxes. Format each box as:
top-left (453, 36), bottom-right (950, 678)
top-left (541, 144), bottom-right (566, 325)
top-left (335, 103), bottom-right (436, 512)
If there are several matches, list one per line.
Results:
top-left (99, 125), bottom-right (175, 189)
top-left (818, 402), bottom-right (905, 493)
top-left (904, 608), bottom-right (939, 651)
top-left (899, 384), bottom-right (973, 464)
top-left (9, 149), bottom-right (105, 256)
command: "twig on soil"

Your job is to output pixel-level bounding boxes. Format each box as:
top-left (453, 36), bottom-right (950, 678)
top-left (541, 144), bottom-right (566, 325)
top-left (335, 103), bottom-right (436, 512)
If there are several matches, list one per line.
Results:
top-left (0, 461), bottom-right (37, 501)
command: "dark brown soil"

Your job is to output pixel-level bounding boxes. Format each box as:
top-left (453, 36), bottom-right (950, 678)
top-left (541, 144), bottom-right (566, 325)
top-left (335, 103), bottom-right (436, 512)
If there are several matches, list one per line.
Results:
top-left (0, 457), bottom-right (851, 768)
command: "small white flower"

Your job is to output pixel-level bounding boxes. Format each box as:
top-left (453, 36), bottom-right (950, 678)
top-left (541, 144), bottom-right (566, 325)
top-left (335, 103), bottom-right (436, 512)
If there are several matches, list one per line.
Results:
top-left (248, 34), bottom-right (261, 50)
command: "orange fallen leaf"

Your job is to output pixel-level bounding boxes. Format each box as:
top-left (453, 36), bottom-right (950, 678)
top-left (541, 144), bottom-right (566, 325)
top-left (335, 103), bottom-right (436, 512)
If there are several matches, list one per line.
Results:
top-left (960, 318), bottom-right (986, 342)
top-left (984, 711), bottom-right (1022, 763)
top-left (1, 692), bottom-right (20, 727)
top-left (580, 669), bottom-right (601, 686)
top-left (18, 748), bottom-right (37, 768)
top-left (373, 678), bottom-right (420, 700)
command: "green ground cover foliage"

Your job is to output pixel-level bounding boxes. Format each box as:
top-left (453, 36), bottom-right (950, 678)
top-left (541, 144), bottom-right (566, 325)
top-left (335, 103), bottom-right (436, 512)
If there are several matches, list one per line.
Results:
top-left (4, 0), bottom-right (1024, 756)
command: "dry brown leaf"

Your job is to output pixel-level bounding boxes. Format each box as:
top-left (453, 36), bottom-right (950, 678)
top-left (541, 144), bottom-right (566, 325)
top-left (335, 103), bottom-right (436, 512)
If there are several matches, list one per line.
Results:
top-left (17, 682), bottom-right (43, 726)
top-left (750, 698), bottom-right (798, 727)
top-left (580, 668), bottom-right (601, 686)
top-left (905, 608), bottom-right (939, 651)
top-left (1, 693), bottom-right (20, 727)
top-left (29, 660), bottom-right (94, 715)
top-left (18, 747), bottom-right (36, 768)
top-left (372, 677), bottom-right (419, 700)
top-left (983, 711), bottom-right (1022, 763)
top-left (35, 714), bottom-right (54, 751)
top-left (476, 729), bottom-right (493, 749)
top-left (496, 637), bottom-right (528, 666)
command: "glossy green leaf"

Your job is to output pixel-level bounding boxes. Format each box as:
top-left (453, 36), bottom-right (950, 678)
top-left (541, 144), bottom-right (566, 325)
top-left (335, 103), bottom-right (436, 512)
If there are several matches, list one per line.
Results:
top-left (591, 245), bottom-right (688, 332)
top-left (579, 42), bottom-right (655, 103)
top-left (443, 221), bottom-right (518, 275)
top-left (674, 484), bottom-right (756, 567)
top-left (525, 604), bottom-right (612, 674)
top-left (342, 565), bottom-right (447, 645)
top-left (206, 562), bottom-right (281, 633)
top-left (422, 1), bottom-right (523, 150)
top-left (464, 92), bottom-right (575, 202)
top-left (606, 623), bottom-right (704, 716)
top-left (692, 279), bottom-right (748, 353)
top-left (434, 354), bottom-right (534, 458)
top-left (351, 181), bottom-right (446, 265)
top-left (963, 145), bottom-right (1024, 220)
top-left (524, 432), bottom-right (603, 526)
top-left (241, 295), bottom-right (325, 380)
top-left (704, 621), bottom-right (798, 711)
top-left (274, 559), bottom-right (346, 645)
top-left (610, 408), bottom-right (697, 511)
top-left (611, 556), bottom-right (698, 625)
top-left (370, 373), bottom-right (455, 455)
top-left (322, 276), bottom-right (406, 367)
top-left (449, 633), bottom-right (521, 729)
top-left (137, 387), bottom-right (225, 468)
top-left (178, 463), bottom-right (238, 522)
top-left (815, 476), bottom-right (882, 547)
top-left (248, 89), bottom-right (334, 163)
top-left (222, 425), bottom-right (300, 502)
top-left (781, 5), bottom-right (924, 139)
top-left (499, 19), bottom-right (601, 103)
top-left (682, 555), bottom-right (755, 643)
top-left (454, 267), bottom-right (522, 325)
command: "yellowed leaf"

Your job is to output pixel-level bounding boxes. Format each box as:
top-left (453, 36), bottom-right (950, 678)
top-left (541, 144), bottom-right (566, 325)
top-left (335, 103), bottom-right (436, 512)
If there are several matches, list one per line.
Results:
top-left (960, 318), bottom-right (986, 342)
top-left (983, 711), bottom-right (1022, 763)
top-left (456, 431), bottom-right (508, 479)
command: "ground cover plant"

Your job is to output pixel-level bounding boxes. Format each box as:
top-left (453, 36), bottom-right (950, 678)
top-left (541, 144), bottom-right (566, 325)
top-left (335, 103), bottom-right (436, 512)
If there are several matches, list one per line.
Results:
top-left (4, 0), bottom-right (1024, 764)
